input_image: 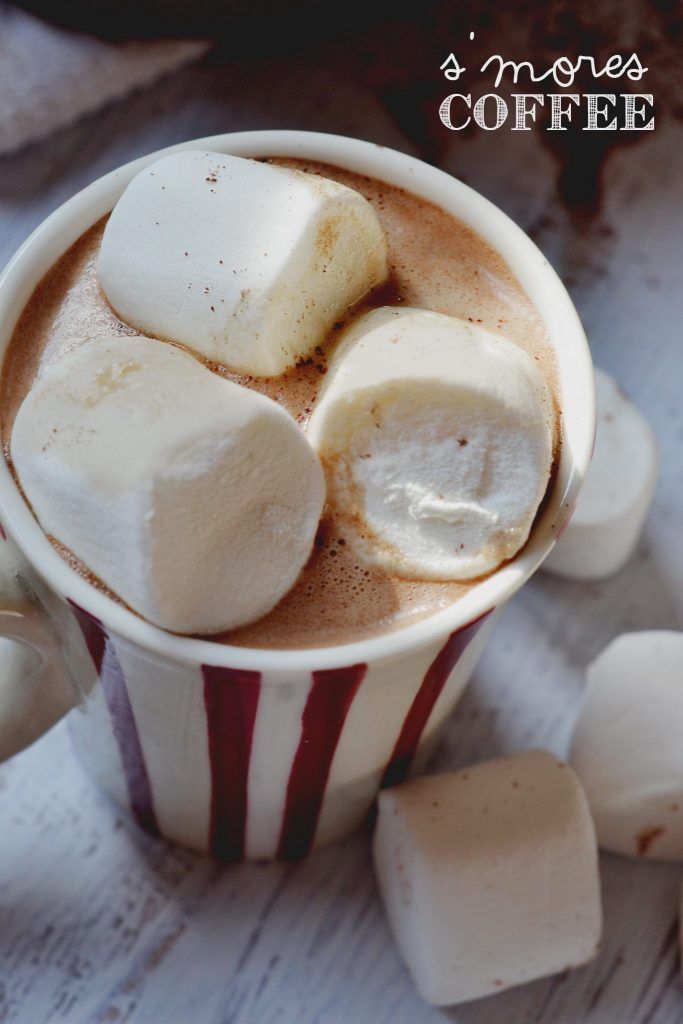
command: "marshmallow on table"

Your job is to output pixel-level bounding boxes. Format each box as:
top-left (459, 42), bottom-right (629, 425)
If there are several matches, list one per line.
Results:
top-left (307, 307), bottom-right (555, 581)
top-left (571, 632), bottom-right (683, 860)
top-left (543, 368), bottom-right (658, 581)
top-left (373, 750), bottom-right (602, 1006)
top-left (98, 151), bottom-right (388, 377)
top-left (11, 335), bottom-right (325, 634)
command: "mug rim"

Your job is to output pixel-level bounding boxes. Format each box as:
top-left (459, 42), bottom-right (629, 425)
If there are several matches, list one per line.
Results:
top-left (0, 130), bottom-right (594, 671)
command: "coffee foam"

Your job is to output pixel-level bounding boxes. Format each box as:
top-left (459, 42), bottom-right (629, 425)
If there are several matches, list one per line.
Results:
top-left (1, 159), bottom-right (557, 649)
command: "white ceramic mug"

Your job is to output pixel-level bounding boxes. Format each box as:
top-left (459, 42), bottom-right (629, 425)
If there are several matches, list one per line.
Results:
top-left (0, 131), bottom-right (594, 860)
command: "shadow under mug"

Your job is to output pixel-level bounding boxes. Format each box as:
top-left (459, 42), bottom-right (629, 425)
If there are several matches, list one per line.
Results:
top-left (0, 131), bottom-right (594, 860)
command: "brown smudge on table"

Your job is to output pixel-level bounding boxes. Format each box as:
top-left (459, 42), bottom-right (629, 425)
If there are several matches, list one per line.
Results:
top-left (636, 824), bottom-right (665, 857)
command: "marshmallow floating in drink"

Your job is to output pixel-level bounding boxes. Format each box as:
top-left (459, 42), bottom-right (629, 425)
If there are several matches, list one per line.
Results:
top-left (543, 368), bottom-right (658, 581)
top-left (11, 336), bottom-right (325, 634)
top-left (571, 632), bottom-right (683, 860)
top-left (373, 750), bottom-right (602, 1006)
top-left (307, 308), bottom-right (555, 580)
top-left (98, 151), bottom-right (388, 376)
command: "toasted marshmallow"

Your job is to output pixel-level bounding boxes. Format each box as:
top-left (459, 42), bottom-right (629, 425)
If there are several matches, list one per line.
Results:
top-left (543, 368), bottom-right (658, 581)
top-left (11, 335), bottom-right (325, 634)
top-left (98, 151), bottom-right (388, 377)
top-left (373, 750), bottom-right (602, 1006)
top-left (571, 632), bottom-right (683, 860)
top-left (307, 308), bottom-right (554, 580)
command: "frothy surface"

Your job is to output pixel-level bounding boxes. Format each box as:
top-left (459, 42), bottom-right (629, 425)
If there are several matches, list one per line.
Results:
top-left (1, 159), bottom-right (556, 649)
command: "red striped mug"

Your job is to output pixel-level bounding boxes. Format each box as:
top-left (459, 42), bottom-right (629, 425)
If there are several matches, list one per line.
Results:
top-left (0, 132), bottom-right (594, 860)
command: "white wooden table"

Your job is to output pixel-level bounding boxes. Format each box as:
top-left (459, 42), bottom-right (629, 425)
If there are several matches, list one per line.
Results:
top-left (0, 52), bottom-right (682, 1024)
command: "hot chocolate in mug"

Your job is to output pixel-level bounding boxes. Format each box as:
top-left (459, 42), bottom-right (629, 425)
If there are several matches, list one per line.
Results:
top-left (0, 131), bottom-right (594, 860)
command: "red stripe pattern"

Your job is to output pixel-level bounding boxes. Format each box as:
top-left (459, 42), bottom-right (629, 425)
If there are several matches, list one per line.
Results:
top-left (277, 664), bottom-right (367, 861)
top-left (69, 597), bottom-right (491, 859)
top-left (380, 612), bottom-right (492, 790)
top-left (202, 665), bottom-right (261, 862)
top-left (69, 600), bottom-right (160, 836)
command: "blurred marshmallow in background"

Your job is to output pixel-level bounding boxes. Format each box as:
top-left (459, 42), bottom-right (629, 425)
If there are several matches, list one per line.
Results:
top-left (543, 368), bottom-right (658, 582)
top-left (571, 631), bottom-right (683, 861)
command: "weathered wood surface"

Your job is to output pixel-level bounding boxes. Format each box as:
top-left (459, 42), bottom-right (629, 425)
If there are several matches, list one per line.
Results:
top-left (0, 50), bottom-right (682, 1024)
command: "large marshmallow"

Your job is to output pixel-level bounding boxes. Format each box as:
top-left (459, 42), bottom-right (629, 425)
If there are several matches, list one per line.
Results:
top-left (11, 335), bottom-right (325, 634)
top-left (543, 368), bottom-right (658, 581)
top-left (307, 308), bottom-right (555, 580)
top-left (373, 750), bottom-right (602, 1006)
top-left (571, 632), bottom-right (683, 860)
top-left (98, 151), bottom-right (388, 376)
